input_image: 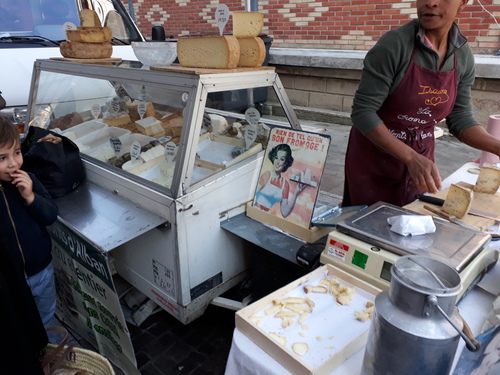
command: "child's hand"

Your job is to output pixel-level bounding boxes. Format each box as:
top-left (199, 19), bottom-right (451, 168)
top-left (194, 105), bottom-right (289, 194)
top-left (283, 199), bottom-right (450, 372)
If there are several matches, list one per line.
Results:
top-left (10, 170), bottom-right (35, 204)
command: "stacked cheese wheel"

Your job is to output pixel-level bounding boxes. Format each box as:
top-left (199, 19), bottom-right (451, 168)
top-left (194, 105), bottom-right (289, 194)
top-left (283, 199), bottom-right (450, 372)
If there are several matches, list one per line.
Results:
top-left (177, 11), bottom-right (266, 69)
top-left (60, 9), bottom-right (113, 59)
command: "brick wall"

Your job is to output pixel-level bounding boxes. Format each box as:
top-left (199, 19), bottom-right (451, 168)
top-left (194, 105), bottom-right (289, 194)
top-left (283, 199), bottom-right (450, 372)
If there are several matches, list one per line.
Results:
top-left (126, 0), bottom-right (500, 54)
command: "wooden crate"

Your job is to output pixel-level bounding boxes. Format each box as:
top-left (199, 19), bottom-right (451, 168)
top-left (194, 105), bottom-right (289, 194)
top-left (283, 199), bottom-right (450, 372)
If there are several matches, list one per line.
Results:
top-left (236, 264), bottom-right (381, 375)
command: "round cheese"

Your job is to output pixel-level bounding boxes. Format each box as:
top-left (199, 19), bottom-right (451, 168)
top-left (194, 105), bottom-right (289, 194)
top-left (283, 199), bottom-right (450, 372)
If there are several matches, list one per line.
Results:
top-left (237, 37), bottom-right (266, 67)
top-left (177, 36), bottom-right (240, 69)
top-left (66, 27), bottom-right (112, 43)
top-left (60, 41), bottom-right (112, 59)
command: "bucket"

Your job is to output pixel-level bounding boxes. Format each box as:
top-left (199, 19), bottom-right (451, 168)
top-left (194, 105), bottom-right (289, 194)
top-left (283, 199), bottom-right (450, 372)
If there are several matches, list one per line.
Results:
top-left (361, 255), bottom-right (479, 375)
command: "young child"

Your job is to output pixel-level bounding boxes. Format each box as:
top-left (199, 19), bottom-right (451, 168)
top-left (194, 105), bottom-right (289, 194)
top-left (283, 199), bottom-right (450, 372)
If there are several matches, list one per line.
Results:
top-left (0, 116), bottom-right (58, 330)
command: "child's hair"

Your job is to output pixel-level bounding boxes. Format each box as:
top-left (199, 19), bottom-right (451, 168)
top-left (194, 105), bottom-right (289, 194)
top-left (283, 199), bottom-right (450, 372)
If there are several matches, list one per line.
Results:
top-left (0, 116), bottom-right (20, 149)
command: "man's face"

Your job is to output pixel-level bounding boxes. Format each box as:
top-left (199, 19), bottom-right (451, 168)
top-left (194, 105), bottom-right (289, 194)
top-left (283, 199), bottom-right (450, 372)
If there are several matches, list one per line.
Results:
top-left (0, 141), bottom-right (22, 182)
top-left (417, 0), bottom-right (467, 31)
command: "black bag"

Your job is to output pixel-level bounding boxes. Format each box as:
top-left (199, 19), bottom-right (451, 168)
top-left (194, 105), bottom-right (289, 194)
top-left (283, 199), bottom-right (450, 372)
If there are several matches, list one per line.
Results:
top-left (21, 126), bottom-right (85, 198)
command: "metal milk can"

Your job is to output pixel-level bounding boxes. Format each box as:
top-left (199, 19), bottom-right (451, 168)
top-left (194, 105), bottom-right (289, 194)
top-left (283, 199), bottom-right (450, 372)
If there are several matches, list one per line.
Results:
top-left (361, 255), bottom-right (479, 375)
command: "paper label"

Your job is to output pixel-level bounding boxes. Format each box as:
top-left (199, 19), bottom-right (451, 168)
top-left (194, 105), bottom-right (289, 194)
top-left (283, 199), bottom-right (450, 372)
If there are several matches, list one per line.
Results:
top-left (327, 245), bottom-right (347, 262)
top-left (130, 141), bottom-right (141, 161)
top-left (216, 4), bottom-right (230, 36)
top-left (91, 104), bottom-right (101, 119)
top-left (245, 107), bottom-right (260, 126)
top-left (137, 101), bottom-right (147, 120)
top-left (109, 136), bottom-right (122, 155)
top-left (165, 141), bottom-right (177, 163)
top-left (244, 125), bottom-right (257, 149)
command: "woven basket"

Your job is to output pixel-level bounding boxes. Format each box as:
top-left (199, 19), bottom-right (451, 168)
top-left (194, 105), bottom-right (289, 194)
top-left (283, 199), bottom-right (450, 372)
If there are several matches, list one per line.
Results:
top-left (44, 343), bottom-right (116, 375)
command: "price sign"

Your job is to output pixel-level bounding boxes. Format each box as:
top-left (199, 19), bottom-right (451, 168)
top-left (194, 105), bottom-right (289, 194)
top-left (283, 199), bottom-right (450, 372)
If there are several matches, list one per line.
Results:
top-left (216, 4), bottom-right (230, 36)
top-left (244, 125), bottom-right (258, 149)
top-left (137, 101), bottom-right (147, 119)
top-left (245, 107), bottom-right (260, 126)
top-left (109, 136), bottom-right (122, 155)
top-left (158, 136), bottom-right (172, 143)
top-left (165, 141), bottom-right (177, 163)
top-left (110, 97), bottom-right (120, 114)
top-left (91, 104), bottom-right (101, 119)
top-left (63, 22), bottom-right (76, 41)
top-left (130, 141), bottom-right (141, 161)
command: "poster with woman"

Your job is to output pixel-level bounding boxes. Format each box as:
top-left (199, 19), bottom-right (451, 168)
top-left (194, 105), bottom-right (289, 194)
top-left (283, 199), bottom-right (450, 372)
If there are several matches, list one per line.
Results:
top-left (252, 126), bottom-right (331, 229)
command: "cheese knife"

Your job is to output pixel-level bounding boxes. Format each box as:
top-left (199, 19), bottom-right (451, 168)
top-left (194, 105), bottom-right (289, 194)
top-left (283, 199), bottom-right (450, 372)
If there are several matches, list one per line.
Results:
top-left (415, 194), bottom-right (500, 221)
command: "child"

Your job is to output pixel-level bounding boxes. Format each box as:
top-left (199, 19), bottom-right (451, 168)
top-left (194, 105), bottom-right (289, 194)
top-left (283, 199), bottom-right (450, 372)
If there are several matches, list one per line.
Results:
top-left (0, 116), bottom-right (58, 330)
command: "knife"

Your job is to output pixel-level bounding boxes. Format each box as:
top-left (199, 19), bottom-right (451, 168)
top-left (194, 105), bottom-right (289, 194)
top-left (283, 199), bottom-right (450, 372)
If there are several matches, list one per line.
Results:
top-left (415, 194), bottom-right (500, 221)
top-left (422, 205), bottom-right (480, 231)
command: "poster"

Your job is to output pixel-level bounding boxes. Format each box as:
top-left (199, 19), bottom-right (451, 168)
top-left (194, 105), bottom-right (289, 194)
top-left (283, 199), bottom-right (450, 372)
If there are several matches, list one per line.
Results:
top-left (252, 126), bottom-right (331, 228)
top-left (49, 221), bottom-right (140, 375)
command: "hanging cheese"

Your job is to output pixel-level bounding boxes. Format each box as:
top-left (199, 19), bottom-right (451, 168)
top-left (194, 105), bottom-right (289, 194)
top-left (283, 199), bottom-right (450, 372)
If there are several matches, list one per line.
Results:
top-left (442, 184), bottom-right (474, 219)
top-left (135, 116), bottom-right (163, 136)
top-left (232, 11), bottom-right (264, 37)
top-left (474, 162), bottom-right (500, 194)
top-left (237, 37), bottom-right (266, 67)
top-left (177, 36), bottom-right (240, 69)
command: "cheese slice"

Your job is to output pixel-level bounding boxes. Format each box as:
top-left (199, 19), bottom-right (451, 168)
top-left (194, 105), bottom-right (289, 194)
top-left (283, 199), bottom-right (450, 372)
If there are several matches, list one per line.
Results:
top-left (79, 9), bottom-right (102, 27)
top-left (66, 27), bottom-right (112, 43)
top-left (177, 36), bottom-right (240, 69)
top-left (442, 184), bottom-right (474, 219)
top-left (474, 162), bottom-right (500, 194)
top-left (237, 37), bottom-right (266, 67)
top-left (232, 11), bottom-right (264, 37)
top-left (135, 116), bottom-right (163, 136)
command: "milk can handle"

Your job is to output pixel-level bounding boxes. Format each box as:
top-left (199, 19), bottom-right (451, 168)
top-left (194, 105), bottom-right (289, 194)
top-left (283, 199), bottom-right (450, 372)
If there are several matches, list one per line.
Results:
top-left (426, 296), bottom-right (480, 352)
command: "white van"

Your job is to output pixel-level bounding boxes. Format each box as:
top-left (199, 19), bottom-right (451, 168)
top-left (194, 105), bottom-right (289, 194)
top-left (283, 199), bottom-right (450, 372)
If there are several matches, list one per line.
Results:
top-left (0, 0), bottom-right (145, 125)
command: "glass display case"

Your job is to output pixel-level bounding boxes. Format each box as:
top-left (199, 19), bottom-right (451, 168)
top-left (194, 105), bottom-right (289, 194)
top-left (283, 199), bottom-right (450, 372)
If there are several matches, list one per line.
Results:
top-left (27, 59), bottom-right (301, 326)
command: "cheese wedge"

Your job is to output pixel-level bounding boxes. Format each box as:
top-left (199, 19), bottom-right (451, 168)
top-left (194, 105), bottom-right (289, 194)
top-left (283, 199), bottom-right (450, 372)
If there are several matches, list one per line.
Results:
top-left (232, 11), bottom-right (264, 37)
top-left (474, 162), bottom-right (500, 194)
top-left (59, 41), bottom-right (112, 59)
top-left (66, 27), bottom-right (112, 43)
top-left (135, 116), bottom-right (163, 136)
top-left (80, 9), bottom-right (102, 27)
top-left (126, 100), bottom-right (156, 121)
top-left (177, 36), bottom-right (240, 69)
top-left (442, 184), bottom-right (474, 219)
top-left (237, 37), bottom-right (266, 67)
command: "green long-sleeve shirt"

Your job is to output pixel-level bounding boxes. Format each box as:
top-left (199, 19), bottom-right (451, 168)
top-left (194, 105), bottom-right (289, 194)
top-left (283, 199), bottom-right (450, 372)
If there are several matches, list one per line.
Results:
top-left (351, 19), bottom-right (477, 138)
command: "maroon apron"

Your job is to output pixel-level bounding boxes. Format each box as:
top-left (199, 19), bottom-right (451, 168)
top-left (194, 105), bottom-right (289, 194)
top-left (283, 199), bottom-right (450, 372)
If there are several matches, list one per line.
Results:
top-left (343, 48), bottom-right (458, 207)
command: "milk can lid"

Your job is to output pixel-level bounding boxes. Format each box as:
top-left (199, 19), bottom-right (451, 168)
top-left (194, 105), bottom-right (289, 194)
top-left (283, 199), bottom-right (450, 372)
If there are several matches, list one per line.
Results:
top-left (392, 255), bottom-right (461, 294)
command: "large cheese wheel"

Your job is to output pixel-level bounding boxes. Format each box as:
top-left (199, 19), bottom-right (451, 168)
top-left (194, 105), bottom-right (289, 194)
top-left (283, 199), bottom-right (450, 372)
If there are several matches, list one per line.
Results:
top-left (237, 37), bottom-right (266, 67)
top-left (60, 41), bottom-right (112, 59)
top-left (79, 9), bottom-right (102, 27)
top-left (474, 162), bottom-right (500, 194)
top-left (232, 11), bottom-right (264, 37)
top-left (177, 36), bottom-right (240, 69)
top-left (442, 183), bottom-right (473, 219)
top-left (66, 27), bottom-right (112, 43)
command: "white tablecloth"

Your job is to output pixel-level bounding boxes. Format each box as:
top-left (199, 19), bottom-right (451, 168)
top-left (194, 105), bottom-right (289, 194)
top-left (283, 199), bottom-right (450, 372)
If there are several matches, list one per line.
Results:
top-left (225, 162), bottom-right (500, 375)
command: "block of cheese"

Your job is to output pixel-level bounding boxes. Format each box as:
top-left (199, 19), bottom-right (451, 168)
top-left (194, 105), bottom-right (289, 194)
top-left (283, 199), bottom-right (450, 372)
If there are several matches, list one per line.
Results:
top-left (207, 114), bottom-right (229, 135)
top-left (135, 116), bottom-right (163, 136)
top-left (237, 37), bottom-right (266, 67)
top-left (60, 41), bottom-right (112, 59)
top-left (442, 183), bottom-right (474, 219)
top-left (102, 114), bottom-right (131, 127)
top-left (474, 162), bottom-right (500, 194)
top-left (66, 27), bottom-right (112, 43)
top-left (126, 100), bottom-right (156, 121)
top-left (80, 9), bottom-right (102, 27)
top-left (232, 11), bottom-right (264, 37)
top-left (177, 36), bottom-right (240, 69)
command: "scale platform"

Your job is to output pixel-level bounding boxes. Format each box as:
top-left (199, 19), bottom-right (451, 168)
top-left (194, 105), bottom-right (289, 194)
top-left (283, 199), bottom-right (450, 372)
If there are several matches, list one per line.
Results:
top-left (319, 202), bottom-right (499, 300)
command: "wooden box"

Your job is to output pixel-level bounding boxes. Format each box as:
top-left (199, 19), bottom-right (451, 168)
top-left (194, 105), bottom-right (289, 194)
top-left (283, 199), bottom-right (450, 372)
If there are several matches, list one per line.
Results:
top-left (236, 264), bottom-right (381, 375)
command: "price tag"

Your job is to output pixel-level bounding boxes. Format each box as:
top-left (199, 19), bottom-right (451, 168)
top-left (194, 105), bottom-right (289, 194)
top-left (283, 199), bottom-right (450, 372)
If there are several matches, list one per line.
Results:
top-left (63, 22), bottom-right (76, 41)
top-left (110, 97), bottom-right (120, 114)
top-left (158, 136), bottom-right (172, 143)
top-left (216, 4), bottom-right (230, 36)
top-left (244, 125), bottom-right (258, 149)
top-left (245, 107), bottom-right (260, 126)
top-left (91, 104), bottom-right (101, 119)
top-left (165, 141), bottom-right (177, 163)
top-left (109, 136), bottom-right (122, 155)
top-left (137, 101), bottom-right (147, 120)
top-left (130, 141), bottom-right (141, 161)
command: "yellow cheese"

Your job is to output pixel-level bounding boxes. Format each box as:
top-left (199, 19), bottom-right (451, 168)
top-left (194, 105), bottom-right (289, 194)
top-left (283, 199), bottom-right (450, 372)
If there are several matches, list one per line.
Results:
top-left (237, 37), bottom-right (266, 67)
top-left (135, 116), bottom-right (163, 136)
top-left (232, 11), bottom-right (264, 37)
top-left (474, 162), bottom-right (500, 194)
top-left (66, 27), bottom-right (112, 43)
top-left (79, 9), bottom-right (102, 28)
top-left (177, 36), bottom-right (240, 69)
top-left (442, 184), bottom-right (474, 219)
top-left (102, 114), bottom-right (131, 127)
top-left (126, 100), bottom-right (156, 121)
top-left (59, 41), bottom-right (112, 59)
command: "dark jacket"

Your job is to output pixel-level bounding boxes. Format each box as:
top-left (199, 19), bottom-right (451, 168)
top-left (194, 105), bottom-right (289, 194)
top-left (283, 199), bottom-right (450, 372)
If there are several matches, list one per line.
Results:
top-left (0, 172), bottom-right (58, 277)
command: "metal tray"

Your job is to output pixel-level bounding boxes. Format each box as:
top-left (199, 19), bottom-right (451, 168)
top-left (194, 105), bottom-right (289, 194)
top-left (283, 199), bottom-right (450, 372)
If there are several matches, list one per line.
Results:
top-left (335, 201), bottom-right (491, 272)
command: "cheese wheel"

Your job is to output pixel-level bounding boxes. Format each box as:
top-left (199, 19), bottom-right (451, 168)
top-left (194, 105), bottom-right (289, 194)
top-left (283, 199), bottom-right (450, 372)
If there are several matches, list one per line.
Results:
top-left (66, 27), bottom-right (112, 43)
top-left (60, 41), bottom-right (112, 59)
top-left (474, 162), bottom-right (500, 194)
top-left (232, 11), bottom-right (264, 37)
top-left (177, 36), bottom-right (240, 69)
top-left (237, 37), bottom-right (266, 67)
top-left (442, 184), bottom-right (474, 219)
top-left (79, 9), bottom-right (102, 27)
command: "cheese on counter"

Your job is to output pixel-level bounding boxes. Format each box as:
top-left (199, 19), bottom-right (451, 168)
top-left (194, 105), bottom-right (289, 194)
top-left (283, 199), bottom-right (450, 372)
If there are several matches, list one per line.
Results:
top-left (79, 9), bottom-right (102, 27)
top-left (474, 162), bottom-right (500, 194)
top-left (237, 37), bottom-right (266, 67)
top-left (60, 41), bottom-right (112, 59)
top-left (135, 116), bottom-right (163, 136)
top-left (442, 184), bottom-right (474, 219)
top-left (66, 27), bottom-right (112, 43)
top-left (232, 11), bottom-right (264, 37)
top-left (177, 36), bottom-right (240, 69)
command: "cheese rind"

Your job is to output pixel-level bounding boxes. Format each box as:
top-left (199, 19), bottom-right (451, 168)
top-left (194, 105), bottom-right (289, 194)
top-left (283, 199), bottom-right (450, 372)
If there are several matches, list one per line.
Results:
top-left (60, 41), bottom-right (112, 59)
top-left (442, 184), bottom-right (474, 219)
top-left (232, 11), bottom-right (264, 37)
top-left (177, 36), bottom-right (240, 69)
top-left (66, 27), bottom-right (112, 43)
top-left (79, 9), bottom-right (102, 27)
top-left (237, 37), bottom-right (266, 67)
top-left (474, 162), bottom-right (500, 194)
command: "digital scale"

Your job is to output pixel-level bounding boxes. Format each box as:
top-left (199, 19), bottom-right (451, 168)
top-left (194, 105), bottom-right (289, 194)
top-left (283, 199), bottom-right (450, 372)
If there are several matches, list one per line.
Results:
top-left (319, 202), bottom-right (499, 300)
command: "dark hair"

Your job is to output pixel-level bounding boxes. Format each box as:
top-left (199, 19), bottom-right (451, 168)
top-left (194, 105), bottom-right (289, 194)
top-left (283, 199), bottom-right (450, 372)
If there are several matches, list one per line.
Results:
top-left (0, 116), bottom-right (20, 149)
top-left (268, 143), bottom-right (294, 172)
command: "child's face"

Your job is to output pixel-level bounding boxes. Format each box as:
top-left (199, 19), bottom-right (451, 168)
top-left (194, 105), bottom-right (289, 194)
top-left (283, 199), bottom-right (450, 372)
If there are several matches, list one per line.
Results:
top-left (0, 141), bottom-right (23, 182)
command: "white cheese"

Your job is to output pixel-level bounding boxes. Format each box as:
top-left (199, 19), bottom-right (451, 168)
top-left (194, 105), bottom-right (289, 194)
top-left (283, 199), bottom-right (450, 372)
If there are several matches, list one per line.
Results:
top-left (207, 114), bottom-right (229, 135)
top-left (135, 116), bottom-right (163, 136)
top-left (122, 159), bottom-right (144, 171)
top-left (442, 184), bottom-right (474, 219)
top-left (474, 162), bottom-right (500, 194)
